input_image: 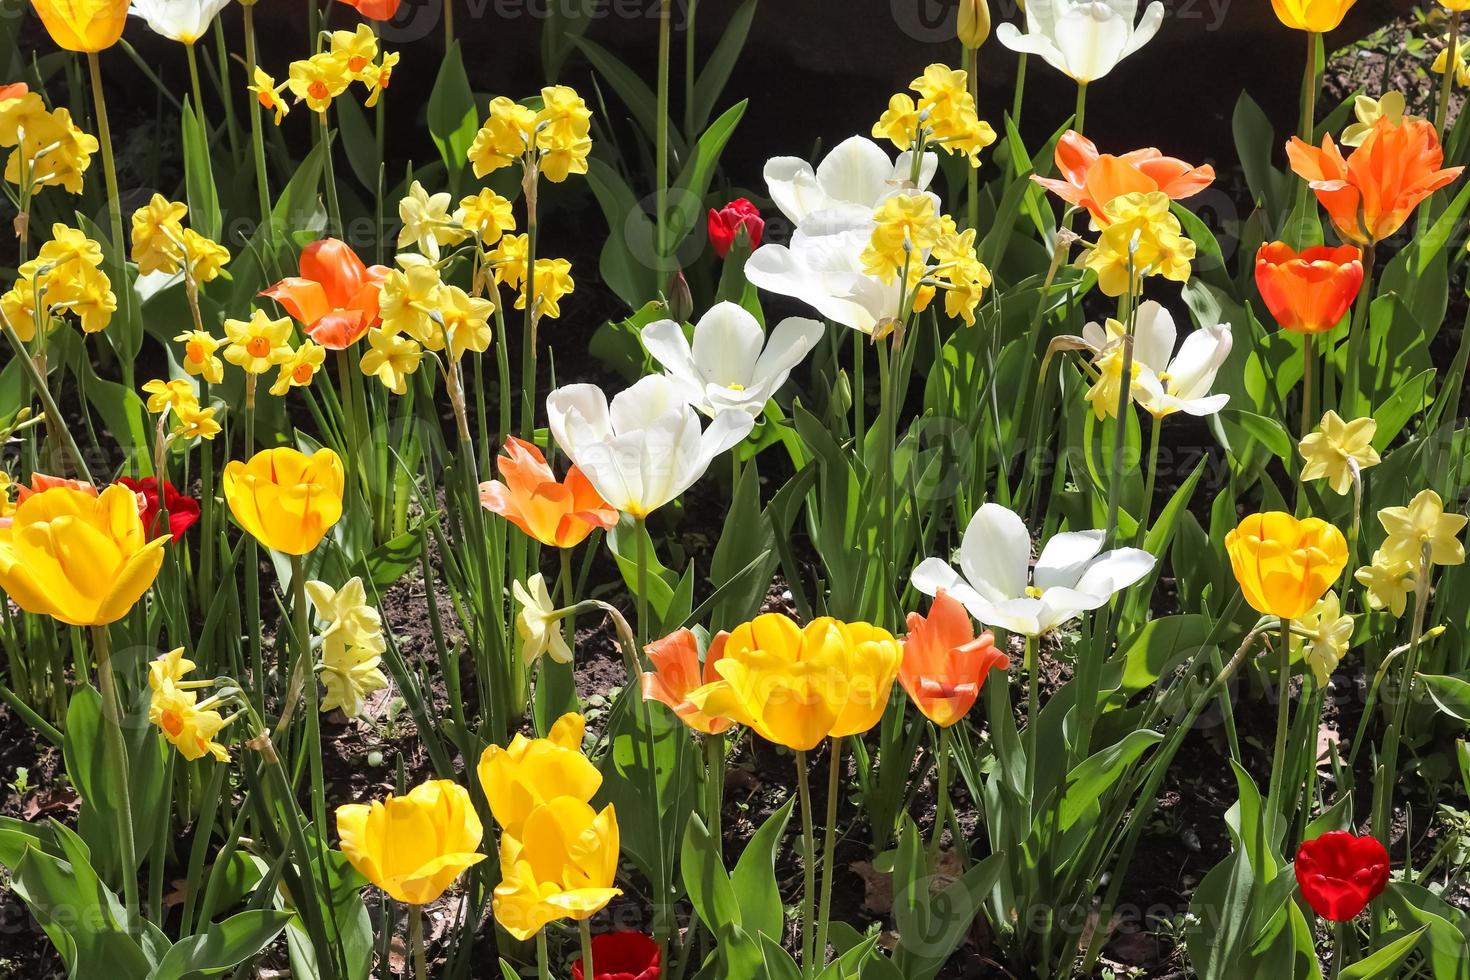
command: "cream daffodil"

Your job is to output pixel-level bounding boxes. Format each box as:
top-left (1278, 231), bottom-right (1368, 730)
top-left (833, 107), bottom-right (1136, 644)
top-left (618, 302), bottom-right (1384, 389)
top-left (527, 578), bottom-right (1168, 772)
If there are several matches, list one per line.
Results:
top-left (1299, 411), bottom-right (1380, 495)
top-left (1081, 301), bottom-right (1231, 420)
top-left (397, 180), bottom-right (467, 261)
top-left (1293, 591), bottom-right (1353, 686)
top-left (1355, 550), bottom-right (1417, 617)
top-left (1377, 490), bottom-right (1467, 568)
top-left (514, 573), bottom-right (571, 665)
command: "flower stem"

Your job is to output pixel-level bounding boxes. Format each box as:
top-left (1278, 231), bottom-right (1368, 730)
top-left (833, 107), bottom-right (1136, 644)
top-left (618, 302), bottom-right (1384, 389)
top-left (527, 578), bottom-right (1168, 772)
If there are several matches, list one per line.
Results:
top-left (1265, 617), bottom-right (1293, 824)
top-left (1300, 31), bottom-right (1318, 140)
top-left (185, 42), bottom-right (205, 119)
top-left (318, 112), bottom-right (344, 238)
top-left (92, 625), bottom-right (139, 931)
top-left (410, 905), bottom-right (428, 980)
top-left (928, 725), bottom-right (951, 866)
top-left (1437, 15), bottom-right (1460, 139)
top-left (1024, 633), bottom-right (1040, 802)
top-left (290, 553), bottom-right (328, 841)
top-left (443, 0), bottom-right (454, 50)
top-left (1073, 82), bottom-right (1087, 135)
top-left (1137, 413), bottom-right (1162, 546)
top-left (519, 163), bottom-right (540, 437)
top-left (536, 931), bottom-right (550, 980)
top-left (795, 750), bottom-right (817, 977)
top-left (579, 919), bottom-right (595, 980)
top-left (1372, 545), bottom-right (1433, 849)
top-left (656, 0), bottom-right (671, 259)
top-left (1341, 242), bottom-right (1375, 417)
top-left (86, 51), bottom-right (129, 391)
top-left (243, 4), bottom-right (273, 234)
top-left (703, 732), bottom-right (724, 853)
top-left (814, 737), bottom-right (842, 970)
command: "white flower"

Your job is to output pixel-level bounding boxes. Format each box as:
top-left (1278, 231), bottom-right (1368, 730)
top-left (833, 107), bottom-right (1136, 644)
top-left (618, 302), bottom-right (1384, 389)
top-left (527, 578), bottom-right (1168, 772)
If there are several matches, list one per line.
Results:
top-left (911, 502), bottom-right (1155, 636)
top-left (640, 302), bottom-right (823, 418)
top-left (996, 0), bottom-right (1165, 85)
top-left (319, 632), bottom-right (389, 719)
top-left (1293, 591), bottom-right (1353, 687)
top-left (546, 375), bottom-right (754, 517)
top-left (513, 573), bottom-right (571, 666)
top-left (397, 181), bottom-right (467, 261)
top-left (763, 135), bottom-right (937, 226)
top-left (129, 0), bottom-right (233, 44)
top-left (1082, 301), bottom-right (1232, 419)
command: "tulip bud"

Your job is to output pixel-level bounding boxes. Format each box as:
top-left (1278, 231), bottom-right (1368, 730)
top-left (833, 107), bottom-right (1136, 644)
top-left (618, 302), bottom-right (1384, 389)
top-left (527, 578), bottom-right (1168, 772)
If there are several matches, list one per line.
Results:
top-left (958, 0), bottom-right (991, 48)
top-left (666, 269), bottom-right (694, 325)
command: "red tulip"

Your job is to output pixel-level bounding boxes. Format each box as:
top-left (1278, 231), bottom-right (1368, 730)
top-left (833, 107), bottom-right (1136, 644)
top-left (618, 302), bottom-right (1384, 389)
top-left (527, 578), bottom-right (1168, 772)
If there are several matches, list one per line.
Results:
top-left (1294, 831), bottom-right (1390, 921)
top-left (336, 0), bottom-right (402, 19)
top-left (262, 239), bottom-right (389, 350)
top-left (117, 477), bottom-right (201, 542)
top-left (1254, 242), bottom-right (1364, 335)
top-left (572, 932), bottom-right (660, 980)
top-left (707, 198), bottom-right (764, 258)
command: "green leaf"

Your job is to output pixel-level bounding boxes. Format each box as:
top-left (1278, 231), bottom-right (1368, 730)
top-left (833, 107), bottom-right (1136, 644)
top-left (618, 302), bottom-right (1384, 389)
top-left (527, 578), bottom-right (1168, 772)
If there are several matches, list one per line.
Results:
top-left (427, 43), bottom-right (478, 190)
top-left (1339, 926), bottom-right (1428, 980)
top-left (667, 101), bottom-right (748, 247)
top-left (691, 0), bottom-right (758, 133)
top-left (151, 910), bottom-right (294, 979)
top-left (1059, 730), bottom-right (1165, 831)
top-left (1220, 408), bottom-right (1293, 463)
top-left (181, 99), bottom-right (223, 242)
top-left (729, 796), bottom-right (796, 943)
top-left (681, 813), bottom-right (740, 934)
top-left (574, 37), bottom-right (684, 161)
top-left (1419, 673), bottom-right (1470, 723)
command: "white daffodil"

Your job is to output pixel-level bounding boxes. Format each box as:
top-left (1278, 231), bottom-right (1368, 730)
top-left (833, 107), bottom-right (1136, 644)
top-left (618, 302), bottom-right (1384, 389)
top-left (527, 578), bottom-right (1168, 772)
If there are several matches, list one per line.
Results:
top-left (397, 180), bottom-right (467, 261)
top-left (911, 502), bottom-right (1155, 636)
top-left (1293, 591), bottom-right (1353, 686)
top-left (763, 135), bottom-right (937, 226)
top-left (513, 573), bottom-right (571, 666)
top-left (319, 631), bottom-right (389, 718)
top-left (640, 302), bottom-right (823, 418)
top-left (1082, 301), bottom-right (1232, 420)
top-left (996, 0), bottom-right (1165, 85)
top-left (129, 0), bottom-right (233, 44)
top-left (546, 375), bottom-right (755, 518)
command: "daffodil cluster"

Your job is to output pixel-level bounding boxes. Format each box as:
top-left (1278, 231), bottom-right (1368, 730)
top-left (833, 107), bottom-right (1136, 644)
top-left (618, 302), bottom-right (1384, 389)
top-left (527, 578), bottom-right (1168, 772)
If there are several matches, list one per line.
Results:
top-left (858, 193), bottom-right (992, 328)
top-left (306, 576), bottom-right (390, 718)
top-left (872, 64), bottom-right (996, 168)
top-left (0, 86), bottom-right (97, 195)
top-left (371, 255), bottom-right (494, 392)
top-left (277, 25), bottom-right (399, 118)
top-left (130, 195), bottom-right (231, 282)
top-left (1355, 490), bottom-right (1467, 615)
top-left (1, 224), bottom-right (116, 338)
top-left (148, 648), bottom-right (234, 762)
top-left (1080, 191), bottom-right (1196, 298)
top-left (467, 85), bottom-right (593, 182)
top-left (141, 377), bottom-right (222, 443)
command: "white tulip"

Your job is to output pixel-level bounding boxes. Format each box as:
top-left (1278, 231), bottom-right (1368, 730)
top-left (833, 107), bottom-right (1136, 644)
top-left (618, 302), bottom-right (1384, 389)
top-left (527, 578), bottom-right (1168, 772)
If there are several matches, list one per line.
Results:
top-left (996, 0), bottom-right (1165, 85)
top-left (1083, 301), bottom-right (1233, 419)
top-left (640, 302), bottom-right (823, 418)
top-left (129, 0), bottom-right (233, 44)
top-left (763, 135), bottom-right (937, 226)
top-left (911, 503), bottom-right (1155, 636)
top-left (546, 376), bottom-right (755, 518)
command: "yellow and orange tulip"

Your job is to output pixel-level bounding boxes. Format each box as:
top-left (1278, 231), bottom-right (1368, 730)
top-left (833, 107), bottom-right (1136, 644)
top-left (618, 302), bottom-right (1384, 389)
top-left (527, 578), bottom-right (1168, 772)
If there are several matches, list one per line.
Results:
top-left (30, 0), bottom-right (129, 52)
top-left (641, 628), bottom-right (736, 735)
top-left (223, 447), bottom-right (345, 555)
top-left (493, 797), bottom-right (622, 941)
top-left (1254, 242), bottom-right (1363, 335)
top-left (477, 712), bottom-right (602, 838)
top-left (479, 437), bottom-right (617, 549)
top-left (1032, 130), bottom-right (1215, 227)
top-left (899, 592), bottom-right (1009, 728)
top-left (336, 779), bottom-right (487, 906)
top-left (0, 484), bottom-right (165, 626)
top-left (1269, 0), bottom-right (1356, 33)
top-left (1225, 512), bottom-right (1348, 620)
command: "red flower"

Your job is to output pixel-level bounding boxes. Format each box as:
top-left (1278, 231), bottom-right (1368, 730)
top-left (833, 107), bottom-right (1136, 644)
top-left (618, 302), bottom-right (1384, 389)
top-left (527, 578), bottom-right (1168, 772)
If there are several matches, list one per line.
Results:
top-left (707, 199), bottom-right (764, 258)
top-left (1254, 242), bottom-right (1364, 335)
top-left (262, 239), bottom-right (389, 350)
top-left (1294, 831), bottom-right (1390, 921)
top-left (572, 932), bottom-right (660, 980)
top-left (116, 477), bottom-right (201, 542)
top-left (336, 0), bottom-right (402, 19)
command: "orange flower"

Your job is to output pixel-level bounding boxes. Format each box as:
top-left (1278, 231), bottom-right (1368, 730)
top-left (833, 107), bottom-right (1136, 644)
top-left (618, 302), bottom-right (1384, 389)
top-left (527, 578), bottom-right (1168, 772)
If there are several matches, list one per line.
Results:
top-left (641, 628), bottom-right (735, 735)
top-left (0, 83), bottom-right (27, 103)
top-left (1254, 242), bottom-right (1364, 335)
top-left (336, 0), bottom-right (401, 18)
top-left (262, 238), bottom-right (388, 349)
top-left (479, 437), bottom-right (617, 549)
top-left (15, 473), bottom-right (96, 504)
top-left (899, 592), bottom-right (1009, 728)
top-left (1286, 118), bottom-right (1463, 245)
top-left (1032, 130), bottom-right (1215, 226)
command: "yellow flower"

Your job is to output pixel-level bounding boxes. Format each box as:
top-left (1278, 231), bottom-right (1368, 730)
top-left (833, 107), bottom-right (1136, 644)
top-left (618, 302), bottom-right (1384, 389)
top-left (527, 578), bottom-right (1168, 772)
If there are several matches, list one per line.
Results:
top-left (1081, 191), bottom-right (1196, 298)
top-left (1293, 591), bottom-right (1353, 686)
top-left (131, 194), bottom-right (188, 275)
top-left (287, 53), bottom-right (351, 113)
top-left (30, 0), bottom-right (130, 52)
top-left (512, 573), bottom-right (570, 665)
top-left (148, 683), bottom-right (231, 762)
top-left (319, 631), bottom-right (389, 718)
top-left (1270, 0), bottom-right (1356, 32)
top-left (440, 284), bottom-right (494, 360)
top-left (223, 309), bottom-right (294, 375)
top-left (1299, 411), bottom-right (1380, 495)
top-left (182, 228), bottom-right (230, 284)
top-left (305, 576), bottom-right (383, 648)
top-left (516, 258), bottom-right (574, 321)
top-left (1433, 35), bottom-right (1470, 88)
top-left (362, 51), bottom-right (399, 108)
top-left (329, 24), bottom-right (379, 81)
top-left (861, 194), bottom-right (943, 283)
top-left (460, 188), bottom-right (516, 244)
top-left (1354, 550), bottom-right (1416, 616)
top-left (535, 85), bottom-right (593, 182)
top-left (147, 647), bottom-right (196, 690)
top-left (0, 485), bottom-right (167, 626)
top-left (359, 327), bottom-right (423, 395)
top-left (487, 233), bottom-right (530, 288)
top-left (871, 64), bottom-right (995, 168)
top-left (872, 93), bottom-right (923, 150)
top-left (477, 712), bottom-right (600, 838)
top-left (493, 798), bottom-right (621, 941)
top-left (175, 329), bottom-right (225, 384)
top-left (67, 265), bottom-right (117, 334)
top-left (1, 278), bottom-right (39, 341)
top-left (249, 68), bottom-right (290, 125)
top-left (173, 403), bottom-right (221, 440)
top-left (142, 377), bottom-right (199, 415)
top-left (1376, 489), bottom-right (1467, 567)
top-left (223, 447), bottom-right (345, 555)
top-left (378, 259), bottom-right (443, 346)
top-left (958, 0), bottom-right (991, 47)
top-left (337, 780), bottom-right (487, 906)
top-left (687, 614), bottom-right (903, 751)
top-left (467, 96), bottom-right (538, 178)
top-left (1224, 512), bottom-right (1348, 620)
top-left (1, 99), bottom-right (99, 194)
top-left (267, 340), bottom-right (327, 397)
top-left (397, 180), bottom-right (468, 260)
top-left (1341, 92), bottom-right (1412, 148)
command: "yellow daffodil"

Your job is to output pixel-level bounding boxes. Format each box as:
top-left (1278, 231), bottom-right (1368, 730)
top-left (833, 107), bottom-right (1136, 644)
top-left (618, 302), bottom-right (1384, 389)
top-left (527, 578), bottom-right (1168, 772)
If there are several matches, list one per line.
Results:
top-left (223, 447), bottom-right (345, 555)
top-left (173, 403), bottom-right (221, 441)
top-left (872, 64), bottom-right (995, 167)
top-left (477, 712), bottom-right (600, 838)
top-left (1434, 34), bottom-right (1470, 88)
top-left (513, 573), bottom-right (570, 665)
top-left (359, 327), bottom-right (423, 395)
top-left (142, 377), bottom-right (198, 415)
top-left (862, 193), bottom-right (943, 283)
top-left (131, 194), bottom-right (188, 274)
top-left (362, 51), bottom-right (399, 108)
top-left (0, 485), bottom-right (167, 626)
top-left (493, 798), bottom-right (621, 941)
top-left (0, 93), bottom-right (98, 195)
top-left (460, 188), bottom-right (516, 243)
top-left (515, 258), bottom-right (574, 320)
top-left (1299, 411), bottom-right (1380, 495)
top-left (1293, 591), bottom-right (1353, 685)
top-left (487, 233), bottom-right (530, 288)
top-left (1341, 92), bottom-right (1413, 147)
top-left (16, 224), bottom-right (115, 333)
top-left (305, 576), bottom-right (383, 647)
top-left (1355, 550), bottom-right (1416, 616)
top-left (267, 340), bottom-right (327, 397)
top-left (535, 85), bottom-right (593, 181)
top-left (149, 683), bottom-right (231, 761)
top-left (175, 329), bottom-right (225, 384)
top-left (249, 68), bottom-right (290, 125)
top-left (1376, 490), bottom-right (1467, 567)
top-left (30, 0), bottom-right (130, 52)
top-left (1081, 191), bottom-right (1196, 297)
top-left (337, 780), bottom-right (487, 906)
top-left (329, 24), bottom-right (379, 81)
top-left (686, 614), bottom-right (903, 751)
top-left (397, 181), bottom-right (468, 261)
top-left (223, 309), bottom-right (294, 375)
top-left (182, 229), bottom-right (230, 283)
top-left (1224, 512), bottom-right (1348, 620)
top-left (287, 53), bottom-right (351, 113)
top-left (440, 284), bottom-right (495, 359)
top-left (467, 96), bottom-right (538, 178)
top-left (320, 631), bottom-right (389, 718)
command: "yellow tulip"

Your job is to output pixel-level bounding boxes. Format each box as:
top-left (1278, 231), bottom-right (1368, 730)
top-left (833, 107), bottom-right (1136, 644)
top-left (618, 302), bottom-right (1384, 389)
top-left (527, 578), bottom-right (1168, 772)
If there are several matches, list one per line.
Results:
top-left (223, 447), bottom-right (344, 555)
top-left (1269, 0), bottom-right (1356, 33)
top-left (1225, 512), bottom-right (1348, 620)
top-left (493, 797), bottom-right (621, 941)
top-left (30, 0), bottom-right (130, 52)
top-left (0, 485), bottom-right (165, 626)
top-left (477, 712), bottom-right (601, 838)
top-left (686, 613), bottom-right (902, 752)
top-left (957, 0), bottom-right (991, 48)
top-left (336, 779), bottom-right (487, 906)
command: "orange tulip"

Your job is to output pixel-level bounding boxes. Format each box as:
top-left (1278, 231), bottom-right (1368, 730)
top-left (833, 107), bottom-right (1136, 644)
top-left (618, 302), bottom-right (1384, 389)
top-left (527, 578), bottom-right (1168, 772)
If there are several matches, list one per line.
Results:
top-left (0, 83), bottom-right (27, 103)
top-left (1286, 118), bottom-right (1463, 245)
top-left (479, 437), bottom-right (617, 549)
top-left (641, 628), bottom-right (735, 735)
top-left (899, 592), bottom-right (1009, 728)
top-left (15, 473), bottom-right (96, 505)
top-left (1032, 130), bottom-right (1215, 226)
top-left (262, 238), bottom-right (388, 349)
top-left (337, 0), bottom-right (402, 18)
top-left (1254, 242), bottom-right (1364, 335)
